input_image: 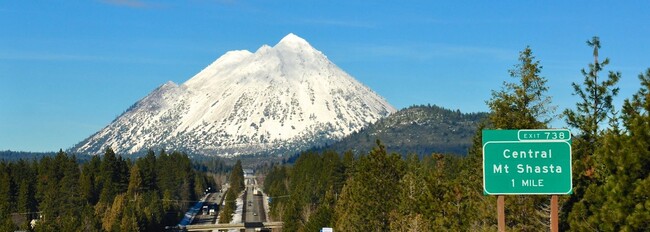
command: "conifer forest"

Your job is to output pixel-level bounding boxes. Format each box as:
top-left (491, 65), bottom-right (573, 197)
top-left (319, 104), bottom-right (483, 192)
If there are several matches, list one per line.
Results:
top-left (2, 37), bottom-right (650, 231)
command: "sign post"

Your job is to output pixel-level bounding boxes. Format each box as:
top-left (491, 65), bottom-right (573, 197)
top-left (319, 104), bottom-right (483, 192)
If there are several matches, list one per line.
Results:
top-left (483, 129), bottom-right (572, 231)
top-left (551, 195), bottom-right (558, 232)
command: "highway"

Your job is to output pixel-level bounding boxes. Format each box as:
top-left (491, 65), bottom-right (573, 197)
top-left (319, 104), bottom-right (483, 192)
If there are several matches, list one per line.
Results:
top-left (189, 192), bottom-right (224, 226)
top-left (242, 176), bottom-right (268, 231)
top-left (185, 185), bottom-right (228, 232)
top-left (243, 186), bottom-right (265, 223)
top-left (184, 222), bottom-right (283, 231)
top-left (179, 176), bottom-right (280, 231)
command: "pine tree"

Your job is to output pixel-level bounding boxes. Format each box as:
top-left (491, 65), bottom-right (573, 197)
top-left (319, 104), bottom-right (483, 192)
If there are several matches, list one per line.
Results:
top-left (17, 179), bottom-right (35, 218)
top-left (80, 158), bottom-right (98, 205)
top-left (79, 205), bottom-right (102, 232)
top-left (564, 36), bottom-right (621, 146)
top-left (12, 159), bottom-right (36, 219)
top-left (127, 164), bottom-right (143, 199)
top-left (99, 148), bottom-right (120, 204)
top-left (485, 46), bottom-right (556, 230)
top-left (138, 150), bottom-right (157, 192)
top-left (390, 154), bottom-right (431, 231)
top-left (563, 36), bottom-right (621, 230)
top-left (263, 166), bottom-right (289, 220)
top-left (57, 153), bottom-right (83, 228)
top-left (334, 140), bottom-right (404, 231)
top-left (569, 69), bottom-right (650, 231)
top-left (102, 193), bottom-right (126, 232)
top-left (0, 164), bottom-right (12, 219)
top-left (487, 46), bottom-right (555, 129)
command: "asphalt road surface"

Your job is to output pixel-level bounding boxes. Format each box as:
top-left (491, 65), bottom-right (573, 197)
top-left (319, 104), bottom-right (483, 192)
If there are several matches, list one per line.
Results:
top-left (243, 177), bottom-right (267, 231)
top-left (190, 192), bottom-right (225, 227)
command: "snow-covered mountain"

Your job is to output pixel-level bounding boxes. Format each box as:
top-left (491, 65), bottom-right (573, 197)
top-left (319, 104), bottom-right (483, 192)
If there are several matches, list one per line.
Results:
top-left (70, 33), bottom-right (395, 157)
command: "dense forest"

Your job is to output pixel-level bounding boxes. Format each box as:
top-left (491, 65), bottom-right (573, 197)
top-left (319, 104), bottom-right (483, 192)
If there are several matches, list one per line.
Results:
top-left (313, 104), bottom-right (487, 157)
top-left (263, 37), bottom-right (650, 231)
top-left (0, 149), bottom-right (216, 231)
top-left (2, 36), bottom-right (648, 231)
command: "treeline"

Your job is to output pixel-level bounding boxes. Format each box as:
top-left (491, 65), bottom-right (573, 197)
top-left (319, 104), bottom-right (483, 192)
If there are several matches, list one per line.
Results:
top-left (0, 151), bottom-right (57, 162)
top-left (192, 156), bottom-right (230, 174)
top-left (0, 149), bottom-right (216, 231)
top-left (263, 37), bottom-right (650, 231)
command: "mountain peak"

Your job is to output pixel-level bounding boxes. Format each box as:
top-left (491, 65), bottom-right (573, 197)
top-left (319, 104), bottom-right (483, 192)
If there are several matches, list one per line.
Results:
top-left (276, 33), bottom-right (311, 48)
top-left (71, 34), bottom-right (395, 157)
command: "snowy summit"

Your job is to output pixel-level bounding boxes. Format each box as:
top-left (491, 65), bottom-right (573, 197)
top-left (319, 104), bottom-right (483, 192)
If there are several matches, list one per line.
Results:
top-left (71, 33), bottom-right (396, 157)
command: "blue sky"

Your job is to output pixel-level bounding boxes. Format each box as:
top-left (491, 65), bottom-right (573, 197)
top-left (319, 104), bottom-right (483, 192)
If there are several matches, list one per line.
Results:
top-left (1, 1), bottom-right (649, 152)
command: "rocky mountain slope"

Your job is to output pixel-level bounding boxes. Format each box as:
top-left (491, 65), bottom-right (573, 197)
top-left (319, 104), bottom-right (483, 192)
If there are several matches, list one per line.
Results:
top-left (71, 34), bottom-right (395, 157)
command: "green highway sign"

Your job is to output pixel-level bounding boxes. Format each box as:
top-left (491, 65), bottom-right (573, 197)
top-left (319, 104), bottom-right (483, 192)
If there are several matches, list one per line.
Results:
top-left (483, 129), bottom-right (572, 195)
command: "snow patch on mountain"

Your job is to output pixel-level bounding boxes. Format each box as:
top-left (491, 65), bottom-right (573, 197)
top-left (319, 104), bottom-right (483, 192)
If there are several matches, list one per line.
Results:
top-left (71, 34), bottom-right (395, 157)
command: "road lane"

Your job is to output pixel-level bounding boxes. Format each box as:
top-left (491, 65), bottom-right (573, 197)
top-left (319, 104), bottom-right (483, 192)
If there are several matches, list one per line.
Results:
top-left (242, 176), bottom-right (268, 231)
top-left (189, 191), bottom-right (226, 228)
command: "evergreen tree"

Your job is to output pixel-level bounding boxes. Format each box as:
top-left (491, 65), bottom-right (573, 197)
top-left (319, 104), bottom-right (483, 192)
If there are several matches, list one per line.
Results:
top-left (0, 164), bottom-right (12, 219)
top-left (230, 160), bottom-right (245, 193)
top-left (79, 204), bottom-right (102, 232)
top-left (12, 159), bottom-right (37, 219)
top-left (263, 166), bottom-right (289, 220)
top-left (390, 154), bottom-right (431, 231)
top-left (58, 153), bottom-right (83, 228)
top-left (80, 155), bottom-right (101, 205)
top-left (563, 36), bottom-right (621, 230)
top-left (485, 46), bottom-right (556, 230)
top-left (17, 179), bottom-right (35, 218)
top-left (569, 69), bottom-right (650, 231)
top-left (143, 191), bottom-right (164, 231)
top-left (138, 150), bottom-right (157, 192)
top-left (102, 193), bottom-right (126, 232)
top-left (280, 151), bottom-right (344, 231)
top-left (218, 159), bottom-right (245, 224)
top-left (99, 148), bottom-right (126, 204)
top-left (36, 153), bottom-right (62, 227)
top-left (487, 46), bottom-right (555, 129)
top-left (127, 163), bottom-right (144, 199)
top-left (334, 140), bottom-right (404, 231)
top-left (564, 36), bottom-right (621, 146)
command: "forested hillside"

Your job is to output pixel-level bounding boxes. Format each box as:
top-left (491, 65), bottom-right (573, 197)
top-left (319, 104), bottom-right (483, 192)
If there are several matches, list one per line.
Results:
top-left (317, 104), bottom-right (487, 157)
top-left (0, 151), bottom-right (57, 161)
top-left (262, 38), bottom-right (650, 231)
top-left (0, 149), bottom-right (216, 231)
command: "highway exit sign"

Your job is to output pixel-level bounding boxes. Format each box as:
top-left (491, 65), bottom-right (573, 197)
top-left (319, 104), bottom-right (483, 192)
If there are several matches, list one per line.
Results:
top-left (483, 129), bottom-right (572, 195)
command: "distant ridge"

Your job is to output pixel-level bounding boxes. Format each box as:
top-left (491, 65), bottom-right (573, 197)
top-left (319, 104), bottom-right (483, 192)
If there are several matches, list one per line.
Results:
top-left (312, 105), bottom-right (487, 157)
top-left (0, 150), bottom-right (57, 161)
